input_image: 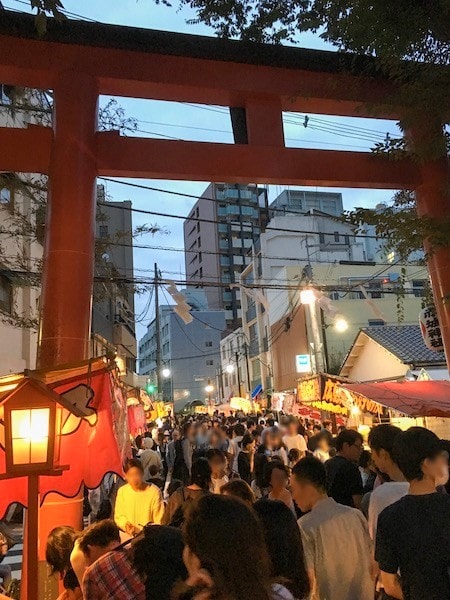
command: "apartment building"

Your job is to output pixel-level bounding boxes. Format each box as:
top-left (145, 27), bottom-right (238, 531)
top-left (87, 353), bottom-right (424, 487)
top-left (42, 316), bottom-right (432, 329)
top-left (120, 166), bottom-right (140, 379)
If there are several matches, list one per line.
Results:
top-left (183, 183), bottom-right (268, 331)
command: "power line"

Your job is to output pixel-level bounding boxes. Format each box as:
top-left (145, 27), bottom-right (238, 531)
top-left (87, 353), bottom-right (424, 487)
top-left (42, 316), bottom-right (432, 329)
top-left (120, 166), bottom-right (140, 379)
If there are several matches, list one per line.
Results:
top-left (99, 178), bottom-right (392, 242)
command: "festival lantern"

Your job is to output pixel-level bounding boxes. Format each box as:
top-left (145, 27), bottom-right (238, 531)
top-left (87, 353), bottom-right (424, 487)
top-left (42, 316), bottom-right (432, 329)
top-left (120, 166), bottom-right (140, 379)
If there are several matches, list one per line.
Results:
top-left (0, 378), bottom-right (79, 600)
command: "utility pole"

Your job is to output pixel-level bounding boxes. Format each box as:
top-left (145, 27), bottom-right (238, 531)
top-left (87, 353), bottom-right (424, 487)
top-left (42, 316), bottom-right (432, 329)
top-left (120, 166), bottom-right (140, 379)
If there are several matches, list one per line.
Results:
top-left (243, 341), bottom-right (251, 397)
top-left (235, 351), bottom-right (242, 396)
top-left (154, 263), bottom-right (162, 398)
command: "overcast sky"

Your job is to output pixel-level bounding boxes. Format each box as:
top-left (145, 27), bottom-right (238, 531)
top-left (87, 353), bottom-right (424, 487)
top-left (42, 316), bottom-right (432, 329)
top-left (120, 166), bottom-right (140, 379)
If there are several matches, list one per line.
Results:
top-left (6, 0), bottom-right (402, 340)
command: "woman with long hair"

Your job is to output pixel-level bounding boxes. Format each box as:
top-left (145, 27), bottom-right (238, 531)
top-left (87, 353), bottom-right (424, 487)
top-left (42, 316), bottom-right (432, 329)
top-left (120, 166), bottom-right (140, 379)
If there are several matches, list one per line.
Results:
top-left (177, 494), bottom-right (294, 600)
top-left (254, 499), bottom-right (310, 600)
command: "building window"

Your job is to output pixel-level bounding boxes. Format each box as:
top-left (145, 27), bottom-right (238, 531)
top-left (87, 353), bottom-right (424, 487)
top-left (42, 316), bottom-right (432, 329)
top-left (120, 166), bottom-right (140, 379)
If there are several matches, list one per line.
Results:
top-left (319, 232), bottom-right (325, 244)
top-left (0, 274), bottom-right (12, 314)
top-left (368, 319), bottom-right (385, 327)
top-left (344, 235), bottom-right (350, 245)
top-left (334, 232), bottom-right (340, 242)
top-left (197, 222), bottom-right (200, 232)
top-left (205, 341), bottom-right (213, 347)
top-left (162, 342), bottom-right (170, 354)
top-left (99, 225), bottom-right (108, 238)
top-left (412, 280), bottom-right (426, 297)
top-left (198, 252), bottom-right (202, 263)
top-left (206, 360), bottom-right (214, 366)
top-left (198, 237), bottom-right (201, 248)
top-left (0, 175), bottom-right (14, 212)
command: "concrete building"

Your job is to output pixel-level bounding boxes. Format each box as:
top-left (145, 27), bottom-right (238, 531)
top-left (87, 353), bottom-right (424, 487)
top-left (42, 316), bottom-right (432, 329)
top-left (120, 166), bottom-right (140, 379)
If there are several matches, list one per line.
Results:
top-left (239, 211), bottom-right (428, 394)
top-left (183, 183), bottom-right (268, 330)
top-left (92, 185), bottom-right (137, 375)
top-left (138, 289), bottom-right (226, 410)
top-left (220, 328), bottom-right (250, 400)
top-left (270, 189), bottom-right (344, 217)
top-left (0, 87), bottom-right (50, 374)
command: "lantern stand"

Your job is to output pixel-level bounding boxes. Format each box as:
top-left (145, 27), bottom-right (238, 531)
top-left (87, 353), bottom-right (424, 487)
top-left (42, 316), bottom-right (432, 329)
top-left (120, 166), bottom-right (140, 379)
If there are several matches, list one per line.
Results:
top-left (0, 378), bottom-right (74, 600)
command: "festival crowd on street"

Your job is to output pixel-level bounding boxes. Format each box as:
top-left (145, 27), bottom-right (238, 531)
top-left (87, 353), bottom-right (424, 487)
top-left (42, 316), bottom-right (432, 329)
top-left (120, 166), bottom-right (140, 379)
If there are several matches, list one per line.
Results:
top-left (7, 414), bottom-right (449, 600)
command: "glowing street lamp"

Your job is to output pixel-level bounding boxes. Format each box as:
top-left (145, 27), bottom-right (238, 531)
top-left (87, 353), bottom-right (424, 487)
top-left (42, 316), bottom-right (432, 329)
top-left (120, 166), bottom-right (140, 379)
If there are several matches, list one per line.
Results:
top-left (300, 288), bottom-right (316, 305)
top-left (161, 367), bottom-right (171, 378)
top-left (205, 383), bottom-right (214, 394)
top-left (225, 364), bottom-right (234, 374)
top-left (334, 316), bottom-right (349, 333)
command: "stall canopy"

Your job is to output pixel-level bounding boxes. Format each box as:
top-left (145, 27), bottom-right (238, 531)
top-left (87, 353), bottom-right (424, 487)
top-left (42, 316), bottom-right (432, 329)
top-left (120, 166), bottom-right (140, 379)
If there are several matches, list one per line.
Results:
top-left (341, 381), bottom-right (450, 418)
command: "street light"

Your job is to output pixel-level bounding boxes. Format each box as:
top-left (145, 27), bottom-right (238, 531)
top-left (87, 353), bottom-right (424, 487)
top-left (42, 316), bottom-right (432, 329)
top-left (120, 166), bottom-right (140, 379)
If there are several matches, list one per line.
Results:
top-left (162, 367), bottom-right (171, 378)
top-left (205, 383), bottom-right (214, 394)
top-left (300, 288), bottom-right (316, 305)
top-left (225, 364), bottom-right (234, 374)
top-left (334, 316), bottom-right (349, 333)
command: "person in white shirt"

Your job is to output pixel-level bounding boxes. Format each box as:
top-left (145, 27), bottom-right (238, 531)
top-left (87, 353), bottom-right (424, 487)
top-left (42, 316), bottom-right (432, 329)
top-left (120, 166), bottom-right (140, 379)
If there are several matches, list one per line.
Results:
top-left (206, 448), bottom-right (229, 493)
top-left (140, 437), bottom-right (163, 481)
top-left (228, 423), bottom-right (245, 473)
top-left (114, 459), bottom-right (165, 536)
top-left (292, 456), bottom-right (374, 600)
top-left (313, 433), bottom-right (330, 464)
top-left (282, 418), bottom-right (308, 457)
top-left (367, 424), bottom-right (409, 539)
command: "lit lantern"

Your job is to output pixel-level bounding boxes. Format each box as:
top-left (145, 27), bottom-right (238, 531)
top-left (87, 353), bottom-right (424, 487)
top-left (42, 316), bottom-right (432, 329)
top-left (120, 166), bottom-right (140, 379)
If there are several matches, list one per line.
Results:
top-left (1, 378), bottom-right (71, 477)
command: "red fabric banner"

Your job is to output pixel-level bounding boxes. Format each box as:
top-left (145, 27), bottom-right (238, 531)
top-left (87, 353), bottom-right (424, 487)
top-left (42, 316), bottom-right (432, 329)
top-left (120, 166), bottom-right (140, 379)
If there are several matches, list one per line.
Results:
top-left (0, 361), bottom-right (127, 518)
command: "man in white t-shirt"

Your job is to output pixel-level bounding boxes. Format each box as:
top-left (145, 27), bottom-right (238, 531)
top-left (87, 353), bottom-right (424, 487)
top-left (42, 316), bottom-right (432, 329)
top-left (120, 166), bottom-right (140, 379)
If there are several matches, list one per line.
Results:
top-left (228, 423), bottom-right (245, 473)
top-left (367, 424), bottom-right (409, 539)
top-left (282, 418), bottom-right (307, 457)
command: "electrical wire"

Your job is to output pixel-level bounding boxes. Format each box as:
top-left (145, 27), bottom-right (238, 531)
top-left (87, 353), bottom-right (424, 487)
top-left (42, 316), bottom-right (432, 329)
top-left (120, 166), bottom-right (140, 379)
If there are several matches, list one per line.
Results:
top-left (99, 178), bottom-right (393, 243)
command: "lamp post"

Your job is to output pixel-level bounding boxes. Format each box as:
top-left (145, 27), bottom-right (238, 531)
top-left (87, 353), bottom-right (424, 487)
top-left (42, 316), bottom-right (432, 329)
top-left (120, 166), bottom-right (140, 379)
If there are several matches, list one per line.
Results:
top-left (205, 380), bottom-right (214, 405)
top-left (321, 311), bottom-right (349, 373)
top-left (300, 289), bottom-right (325, 374)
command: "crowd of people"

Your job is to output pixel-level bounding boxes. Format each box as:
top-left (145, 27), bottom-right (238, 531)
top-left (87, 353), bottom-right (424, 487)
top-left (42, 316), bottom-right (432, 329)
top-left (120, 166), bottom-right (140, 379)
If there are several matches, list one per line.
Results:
top-left (39, 413), bottom-right (450, 600)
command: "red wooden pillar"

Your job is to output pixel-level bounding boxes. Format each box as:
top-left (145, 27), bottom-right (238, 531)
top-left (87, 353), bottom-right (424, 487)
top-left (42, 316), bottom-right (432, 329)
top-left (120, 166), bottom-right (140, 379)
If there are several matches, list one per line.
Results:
top-left (38, 71), bottom-right (98, 367)
top-left (22, 71), bottom-right (98, 600)
top-left (412, 126), bottom-right (450, 367)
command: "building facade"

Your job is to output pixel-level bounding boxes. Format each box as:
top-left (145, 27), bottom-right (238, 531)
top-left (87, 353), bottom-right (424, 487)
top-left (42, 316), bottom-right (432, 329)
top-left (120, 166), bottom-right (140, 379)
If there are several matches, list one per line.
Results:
top-left (239, 211), bottom-right (428, 394)
top-left (220, 328), bottom-right (250, 400)
top-left (183, 183), bottom-right (268, 330)
top-left (138, 289), bottom-right (226, 410)
top-left (92, 185), bottom-right (137, 375)
top-left (270, 189), bottom-right (344, 217)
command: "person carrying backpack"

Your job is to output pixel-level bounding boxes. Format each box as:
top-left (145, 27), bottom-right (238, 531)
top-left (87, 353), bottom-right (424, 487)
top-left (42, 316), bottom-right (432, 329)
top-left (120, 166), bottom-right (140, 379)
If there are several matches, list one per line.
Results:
top-left (162, 458), bottom-right (211, 527)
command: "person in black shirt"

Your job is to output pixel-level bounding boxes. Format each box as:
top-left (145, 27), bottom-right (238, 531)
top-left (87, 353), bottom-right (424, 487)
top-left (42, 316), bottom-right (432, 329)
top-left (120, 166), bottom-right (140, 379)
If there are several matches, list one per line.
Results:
top-left (325, 429), bottom-right (363, 508)
top-left (376, 426), bottom-right (450, 600)
top-left (237, 433), bottom-right (256, 485)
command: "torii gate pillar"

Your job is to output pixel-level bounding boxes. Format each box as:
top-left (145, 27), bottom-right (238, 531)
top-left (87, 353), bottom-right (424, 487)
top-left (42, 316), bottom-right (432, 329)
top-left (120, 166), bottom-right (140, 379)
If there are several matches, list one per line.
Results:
top-left (22, 71), bottom-right (98, 600)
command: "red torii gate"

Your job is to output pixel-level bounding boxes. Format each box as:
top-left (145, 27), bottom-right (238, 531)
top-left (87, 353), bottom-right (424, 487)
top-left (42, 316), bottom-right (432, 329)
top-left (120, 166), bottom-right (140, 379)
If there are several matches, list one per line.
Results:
top-left (0, 8), bottom-right (449, 592)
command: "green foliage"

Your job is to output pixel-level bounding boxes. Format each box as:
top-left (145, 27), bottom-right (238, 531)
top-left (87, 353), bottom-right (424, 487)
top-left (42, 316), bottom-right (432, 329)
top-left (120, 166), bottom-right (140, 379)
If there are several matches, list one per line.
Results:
top-left (342, 190), bottom-right (450, 262)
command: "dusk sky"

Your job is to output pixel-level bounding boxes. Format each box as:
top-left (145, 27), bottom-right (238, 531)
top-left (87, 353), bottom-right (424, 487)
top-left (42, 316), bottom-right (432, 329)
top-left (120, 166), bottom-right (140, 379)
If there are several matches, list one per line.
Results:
top-left (6, 0), bottom-right (402, 340)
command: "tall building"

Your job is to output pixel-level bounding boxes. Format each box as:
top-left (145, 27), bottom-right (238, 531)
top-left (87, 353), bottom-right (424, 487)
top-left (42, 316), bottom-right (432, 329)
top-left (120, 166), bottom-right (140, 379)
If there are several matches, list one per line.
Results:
top-left (92, 185), bottom-right (137, 374)
top-left (184, 183), bottom-right (268, 330)
top-left (138, 289), bottom-right (226, 410)
top-left (270, 189), bottom-right (344, 217)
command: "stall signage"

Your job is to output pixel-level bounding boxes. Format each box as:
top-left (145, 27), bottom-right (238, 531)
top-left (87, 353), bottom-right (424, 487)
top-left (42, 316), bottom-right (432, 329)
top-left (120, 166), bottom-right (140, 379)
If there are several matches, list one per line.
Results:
top-left (296, 354), bottom-right (312, 373)
top-left (297, 374), bottom-right (380, 415)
